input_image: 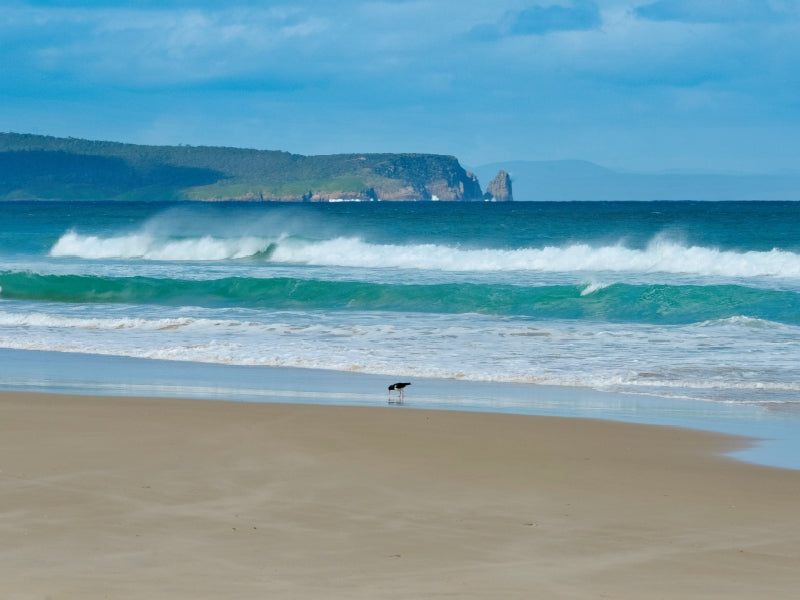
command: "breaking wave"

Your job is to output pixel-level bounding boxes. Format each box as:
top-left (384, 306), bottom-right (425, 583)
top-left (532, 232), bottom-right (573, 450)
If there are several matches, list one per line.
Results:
top-left (49, 230), bottom-right (800, 278)
top-left (50, 230), bottom-right (275, 261)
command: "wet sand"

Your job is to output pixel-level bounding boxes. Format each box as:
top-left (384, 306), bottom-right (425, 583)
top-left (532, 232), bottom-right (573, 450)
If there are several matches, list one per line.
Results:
top-left (1, 390), bottom-right (799, 599)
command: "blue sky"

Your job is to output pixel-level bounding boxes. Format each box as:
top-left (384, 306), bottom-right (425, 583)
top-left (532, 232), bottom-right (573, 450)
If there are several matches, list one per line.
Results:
top-left (2, 0), bottom-right (800, 172)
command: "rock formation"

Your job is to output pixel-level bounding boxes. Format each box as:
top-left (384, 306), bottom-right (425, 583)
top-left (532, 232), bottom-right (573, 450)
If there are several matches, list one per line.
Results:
top-left (485, 170), bottom-right (513, 202)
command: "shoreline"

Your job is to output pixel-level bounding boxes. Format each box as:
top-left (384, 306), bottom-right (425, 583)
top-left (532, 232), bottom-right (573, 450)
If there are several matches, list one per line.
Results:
top-left (2, 390), bottom-right (799, 599)
top-left (2, 347), bottom-right (800, 470)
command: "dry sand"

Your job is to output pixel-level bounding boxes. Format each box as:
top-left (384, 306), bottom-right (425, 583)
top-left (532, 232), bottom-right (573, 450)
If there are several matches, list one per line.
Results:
top-left (1, 390), bottom-right (799, 599)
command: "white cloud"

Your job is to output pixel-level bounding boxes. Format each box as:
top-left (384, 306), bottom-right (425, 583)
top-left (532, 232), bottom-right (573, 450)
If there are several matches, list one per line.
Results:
top-left (4, 5), bottom-right (332, 85)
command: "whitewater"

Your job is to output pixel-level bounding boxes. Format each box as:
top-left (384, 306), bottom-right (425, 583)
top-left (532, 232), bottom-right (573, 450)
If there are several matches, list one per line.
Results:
top-left (2, 200), bottom-right (800, 415)
top-left (48, 228), bottom-right (800, 279)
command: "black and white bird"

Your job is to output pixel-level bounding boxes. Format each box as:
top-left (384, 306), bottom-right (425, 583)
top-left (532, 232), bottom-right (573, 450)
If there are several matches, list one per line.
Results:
top-left (388, 382), bottom-right (411, 402)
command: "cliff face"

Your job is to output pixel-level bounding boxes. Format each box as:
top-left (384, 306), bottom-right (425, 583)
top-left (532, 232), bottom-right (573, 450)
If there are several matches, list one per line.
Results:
top-left (361, 153), bottom-right (483, 201)
top-left (485, 170), bottom-right (513, 202)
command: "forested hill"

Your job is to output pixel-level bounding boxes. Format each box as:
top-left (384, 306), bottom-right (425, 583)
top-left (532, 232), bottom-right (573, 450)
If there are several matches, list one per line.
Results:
top-left (0, 133), bottom-right (486, 202)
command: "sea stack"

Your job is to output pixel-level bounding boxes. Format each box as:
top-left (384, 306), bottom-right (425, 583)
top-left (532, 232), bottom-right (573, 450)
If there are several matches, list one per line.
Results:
top-left (485, 170), bottom-right (513, 201)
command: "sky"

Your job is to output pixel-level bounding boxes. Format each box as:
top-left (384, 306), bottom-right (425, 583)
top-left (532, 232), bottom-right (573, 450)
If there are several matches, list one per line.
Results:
top-left (2, 0), bottom-right (800, 173)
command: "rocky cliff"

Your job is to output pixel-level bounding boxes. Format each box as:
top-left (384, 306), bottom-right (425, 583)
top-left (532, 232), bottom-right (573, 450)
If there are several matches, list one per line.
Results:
top-left (485, 170), bottom-right (513, 202)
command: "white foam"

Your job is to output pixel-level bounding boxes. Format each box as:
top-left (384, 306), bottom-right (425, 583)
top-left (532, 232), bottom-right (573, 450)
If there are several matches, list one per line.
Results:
top-left (48, 229), bottom-right (800, 279)
top-left (2, 304), bottom-right (798, 406)
top-left (272, 237), bottom-right (800, 278)
top-left (0, 311), bottom-right (236, 332)
top-left (580, 282), bottom-right (611, 296)
top-left (695, 315), bottom-right (784, 329)
top-left (50, 230), bottom-right (272, 261)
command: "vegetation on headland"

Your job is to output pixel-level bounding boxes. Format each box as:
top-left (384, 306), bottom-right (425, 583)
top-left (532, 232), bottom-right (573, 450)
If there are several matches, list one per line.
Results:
top-left (0, 133), bottom-right (489, 202)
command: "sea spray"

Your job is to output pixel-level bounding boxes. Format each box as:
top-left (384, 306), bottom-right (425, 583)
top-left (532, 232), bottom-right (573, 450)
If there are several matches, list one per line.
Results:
top-left (47, 229), bottom-right (800, 279)
top-left (50, 230), bottom-right (275, 261)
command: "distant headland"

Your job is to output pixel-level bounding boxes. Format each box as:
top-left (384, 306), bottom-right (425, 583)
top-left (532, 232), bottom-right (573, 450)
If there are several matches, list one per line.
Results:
top-left (0, 133), bottom-right (513, 202)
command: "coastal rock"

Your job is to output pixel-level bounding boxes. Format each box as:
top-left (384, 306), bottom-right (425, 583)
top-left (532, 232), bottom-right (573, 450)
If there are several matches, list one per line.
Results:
top-left (425, 171), bottom-right (481, 201)
top-left (485, 170), bottom-right (513, 201)
top-left (462, 171), bottom-right (482, 200)
top-left (369, 154), bottom-right (484, 201)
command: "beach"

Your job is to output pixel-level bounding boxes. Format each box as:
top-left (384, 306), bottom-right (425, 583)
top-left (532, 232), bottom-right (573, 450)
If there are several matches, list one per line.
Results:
top-left (3, 200), bottom-right (800, 597)
top-left (2, 389), bottom-right (799, 599)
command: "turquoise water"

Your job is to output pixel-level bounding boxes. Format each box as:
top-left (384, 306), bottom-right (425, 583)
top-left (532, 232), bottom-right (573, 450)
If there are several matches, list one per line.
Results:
top-left (2, 200), bottom-right (800, 467)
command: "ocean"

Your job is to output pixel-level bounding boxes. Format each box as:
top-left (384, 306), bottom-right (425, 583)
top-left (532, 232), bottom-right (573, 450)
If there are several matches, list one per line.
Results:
top-left (2, 200), bottom-right (800, 467)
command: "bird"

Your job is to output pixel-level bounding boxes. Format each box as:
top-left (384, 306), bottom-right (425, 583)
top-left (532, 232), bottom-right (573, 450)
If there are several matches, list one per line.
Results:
top-left (388, 382), bottom-right (411, 402)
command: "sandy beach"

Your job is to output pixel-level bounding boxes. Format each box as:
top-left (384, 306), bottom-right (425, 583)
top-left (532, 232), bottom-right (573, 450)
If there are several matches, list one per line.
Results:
top-left (2, 390), bottom-right (799, 599)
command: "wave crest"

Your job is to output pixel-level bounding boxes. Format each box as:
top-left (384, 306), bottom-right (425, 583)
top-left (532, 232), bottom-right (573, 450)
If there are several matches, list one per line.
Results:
top-left (50, 230), bottom-right (273, 261)
top-left (48, 230), bottom-right (800, 278)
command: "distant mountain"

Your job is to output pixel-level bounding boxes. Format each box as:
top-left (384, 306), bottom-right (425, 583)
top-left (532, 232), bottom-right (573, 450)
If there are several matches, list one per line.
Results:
top-left (472, 160), bottom-right (800, 201)
top-left (0, 133), bottom-right (486, 202)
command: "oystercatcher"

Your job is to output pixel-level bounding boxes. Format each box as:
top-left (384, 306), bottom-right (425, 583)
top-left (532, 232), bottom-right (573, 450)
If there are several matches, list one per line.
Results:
top-left (388, 382), bottom-right (411, 402)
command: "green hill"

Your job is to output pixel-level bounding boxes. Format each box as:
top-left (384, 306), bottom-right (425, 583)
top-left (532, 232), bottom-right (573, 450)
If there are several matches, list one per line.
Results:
top-left (0, 133), bottom-right (485, 202)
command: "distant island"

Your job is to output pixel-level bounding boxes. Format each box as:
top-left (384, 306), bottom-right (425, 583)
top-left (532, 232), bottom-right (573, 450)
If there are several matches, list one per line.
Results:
top-left (0, 133), bottom-right (513, 202)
